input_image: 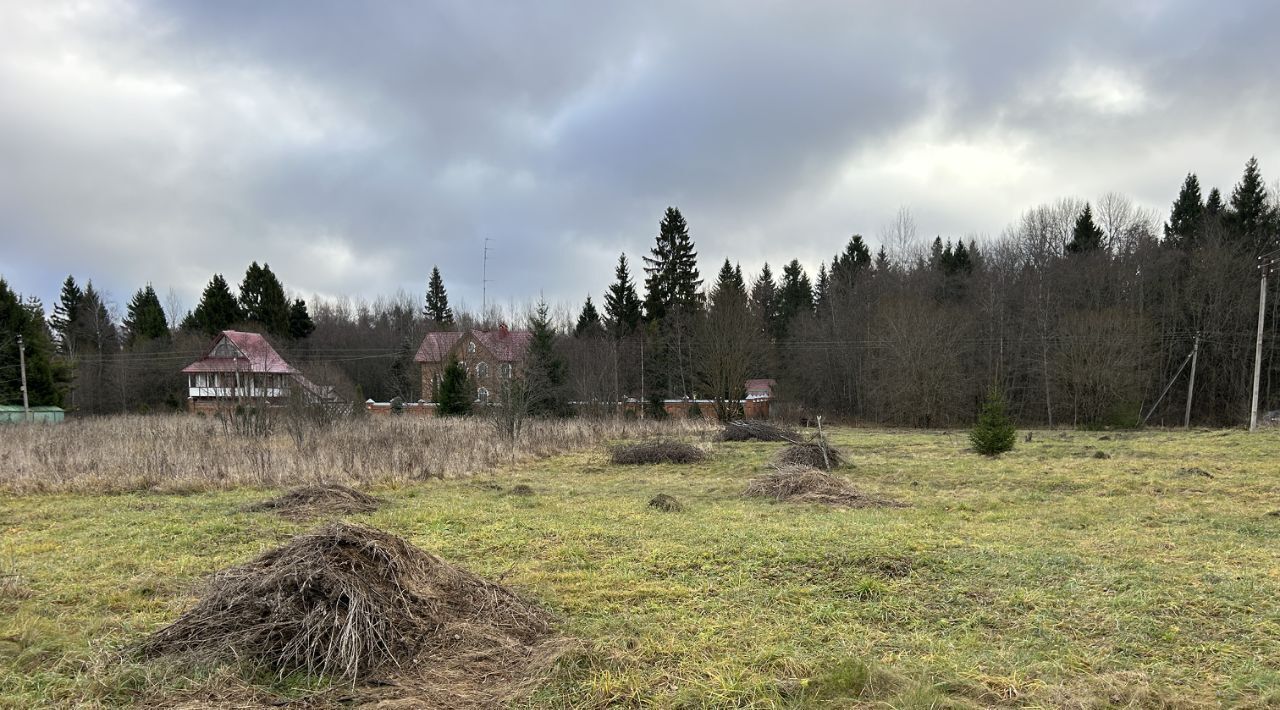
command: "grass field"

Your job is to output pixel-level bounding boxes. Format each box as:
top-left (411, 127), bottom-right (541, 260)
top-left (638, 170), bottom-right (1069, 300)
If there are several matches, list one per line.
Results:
top-left (3, 427), bottom-right (1280, 707)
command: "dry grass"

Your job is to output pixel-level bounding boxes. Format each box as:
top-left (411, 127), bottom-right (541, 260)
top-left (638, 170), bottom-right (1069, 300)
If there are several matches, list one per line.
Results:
top-left (242, 484), bottom-right (384, 520)
top-left (141, 522), bottom-right (564, 705)
top-left (609, 439), bottom-right (708, 465)
top-left (745, 465), bottom-right (902, 508)
top-left (0, 415), bottom-right (712, 494)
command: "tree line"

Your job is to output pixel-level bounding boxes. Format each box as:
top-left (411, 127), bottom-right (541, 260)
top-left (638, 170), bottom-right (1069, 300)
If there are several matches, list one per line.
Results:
top-left (3, 156), bottom-right (1279, 426)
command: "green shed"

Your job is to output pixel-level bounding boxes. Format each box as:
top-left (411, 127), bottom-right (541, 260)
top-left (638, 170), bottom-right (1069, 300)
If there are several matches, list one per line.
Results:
top-left (0, 404), bottom-right (65, 424)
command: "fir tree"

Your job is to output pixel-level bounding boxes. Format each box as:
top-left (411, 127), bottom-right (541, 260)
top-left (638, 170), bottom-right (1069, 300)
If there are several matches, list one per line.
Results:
top-left (1228, 156), bottom-right (1274, 254)
top-left (642, 206), bottom-right (702, 322)
top-left (603, 253), bottom-right (643, 338)
top-left (424, 266), bottom-right (454, 325)
top-left (50, 275), bottom-right (82, 354)
top-left (574, 295), bottom-right (605, 338)
top-left (1066, 204), bottom-right (1105, 254)
top-left (288, 298), bottom-right (315, 339)
top-left (970, 387), bottom-right (1016, 456)
top-left (525, 300), bottom-right (569, 416)
top-left (75, 283), bottom-right (119, 354)
top-left (1164, 173), bottom-right (1204, 250)
top-left (436, 359), bottom-right (472, 415)
top-left (874, 244), bottom-right (891, 272)
top-left (0, 279), bottom-right (68, 407)
top-left (1205, 187), bottom-right (1224, 217)
top-left (187, 274), bottom-right (242, 335)
top-left (775, 259), bottom-right (814, 338)
top-left (928, 237), bottom-right (945, 268)
top-left (238, 262), bottom-right (290, 337)
top-left (122, 284), bottom-right (169, 346)
top-left (813, 263), bottom-right (831, 313)
top-left (750, 263), bottom-right (779, 339)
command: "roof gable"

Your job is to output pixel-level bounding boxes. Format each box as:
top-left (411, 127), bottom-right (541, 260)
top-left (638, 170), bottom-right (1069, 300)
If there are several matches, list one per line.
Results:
top-left (414, 328), bottom-right (533, 363)
top-left (181, 330), bottom-right (298, 374)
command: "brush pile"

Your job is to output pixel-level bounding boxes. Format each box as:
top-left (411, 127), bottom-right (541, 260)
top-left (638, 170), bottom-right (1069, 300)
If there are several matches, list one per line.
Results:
top-left (647, 493), bottom-right (684, 512)
top-left (716, 420), bottom-right (799, 443)
top-left (141, 522), bottom-right (553, 683)
top-left (745, 465), bottom-right (902, 508)
top-left (243, 484), bottom-right (383, 519)
top-left (610, 439), bottom-right (707, 465)
top-left (774, 442), bottom-right (847, 470)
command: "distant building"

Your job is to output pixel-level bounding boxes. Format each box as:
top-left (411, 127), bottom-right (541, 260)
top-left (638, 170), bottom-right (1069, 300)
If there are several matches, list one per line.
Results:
top-left (415, 324), bottom-right (532, 404)
top-left (745, 379), bottom-right (776, 401)
top-left (181, 330), bottom-right (333, 413)
top-left (0, 404), bottom-right (64, 424)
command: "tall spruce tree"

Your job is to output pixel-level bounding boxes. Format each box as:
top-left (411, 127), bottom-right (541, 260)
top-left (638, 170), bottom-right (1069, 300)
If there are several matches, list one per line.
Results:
top-left (187, 274), bottom-right (242, 335)
top-left (123, 284), bottom-right (169, 345)
top-left (436, 359), bottom-right (472, 415)
top-left (1205, 187), bottom-right (1225, 217)
top-left (288, 298), bottom-right (315, 339)
top-left (525, 300), bottom-right (569, 416)
top-left (642, 207), bottom-right (702, 322)
top-left (750, 263), bottom-right (779, 339)
top-left (1067, 204), bottom-right (1105, 254)
top-left (775, 259), bottom-right (814, 338)
top-left (699, 259), bottom-right (756, 416)
top-left (1228, 156), bottom-right (1274, 254)
top-left (1164, 173), bottom-right (1204, 250)
top-left (574, 296), bottom-right (605, 338)
top-left (0, 280), bottom-right (67, 407)
top-left (50, 275), bottom-right (83, 354)
top-left (603, 253), bottom-right (642, 338)
top-left (238, 262), bottom-right (290, 337)
top-left (424, 266), bottom-right (454, 325)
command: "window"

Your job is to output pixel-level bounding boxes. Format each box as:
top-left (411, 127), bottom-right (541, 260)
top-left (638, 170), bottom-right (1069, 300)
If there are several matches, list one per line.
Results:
top-left (476, 387), bottom-right (490, 403)
top-left (476, 362), bottom-right (489, 379)
top-left (467, 341), bottom-right (477, 354)
top-left (500, 363), bottom-right (512, 379)
top-left (211, 338), bottom-right (240, 358)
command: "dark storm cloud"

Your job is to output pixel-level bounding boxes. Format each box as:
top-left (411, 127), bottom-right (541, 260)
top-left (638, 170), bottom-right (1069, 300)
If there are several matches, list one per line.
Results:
top-left (2, 0), bottom-right (1279, 318)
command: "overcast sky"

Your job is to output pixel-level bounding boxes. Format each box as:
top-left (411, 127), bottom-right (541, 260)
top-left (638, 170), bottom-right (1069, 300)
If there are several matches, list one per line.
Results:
top-left (2, 0), bottom-right (1279, 319)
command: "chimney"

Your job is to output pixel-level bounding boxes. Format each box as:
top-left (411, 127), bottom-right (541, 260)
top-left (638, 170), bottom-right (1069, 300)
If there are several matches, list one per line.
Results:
top-left (499, 322), bottom-right (509, 337)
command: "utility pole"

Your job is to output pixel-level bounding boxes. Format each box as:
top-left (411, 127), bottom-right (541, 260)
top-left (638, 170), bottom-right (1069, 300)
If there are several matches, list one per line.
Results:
top-left (1184, 332), bottom-right (1200, 429)
top-left (17, 334), bottom-right (31, 422)
top-left (1250, 257), bottom-right (1270, 431)
top-left (481, 238), bottom-right (493, 314)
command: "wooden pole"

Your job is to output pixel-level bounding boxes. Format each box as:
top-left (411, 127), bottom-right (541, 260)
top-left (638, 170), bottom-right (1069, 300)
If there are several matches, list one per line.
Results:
top-left (17, 334), bottom-right (30, 422)
top-left (1251, 261), bottom-right (1268, 431)
top-left (1183, 332), bottom-right (1200, 429)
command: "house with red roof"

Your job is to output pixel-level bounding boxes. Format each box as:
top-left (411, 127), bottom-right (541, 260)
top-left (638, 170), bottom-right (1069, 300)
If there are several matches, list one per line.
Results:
top-left (181, 330), bottom-right (332, 412)
top-left (414, 324), bottom-right (532, 404)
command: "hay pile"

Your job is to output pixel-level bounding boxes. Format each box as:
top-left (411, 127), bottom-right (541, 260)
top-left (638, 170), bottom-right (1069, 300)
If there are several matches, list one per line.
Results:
top-left (745, 465), bottom-right (902, 508)
top-left (610, 440), bottom-right (707, 465)
top-left (716, 420), bottom-right (798, 442)
top-left (141, 522), bottom-right (557, 696)
top-left (647, 493), bottom-right (684, 512)
top-left (243, 484), bottom-right (383, 519)
top-left (774, 442), bottom-right (847, 470)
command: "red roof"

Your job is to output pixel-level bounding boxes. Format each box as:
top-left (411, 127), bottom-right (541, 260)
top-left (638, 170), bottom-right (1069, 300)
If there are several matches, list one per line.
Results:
top-left (414, 328), bottom-right (533, 363)
top-left (181, 331), bottom-right (298, 375)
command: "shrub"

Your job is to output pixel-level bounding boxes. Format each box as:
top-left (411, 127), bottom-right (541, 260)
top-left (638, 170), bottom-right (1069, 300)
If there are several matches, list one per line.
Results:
top-left (970, 388), bottom-right (1016, 456)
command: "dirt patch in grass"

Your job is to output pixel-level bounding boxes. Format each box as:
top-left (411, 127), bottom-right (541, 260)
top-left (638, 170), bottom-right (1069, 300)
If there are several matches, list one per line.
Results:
top-left (509, 484), bottom-right (536, 497)
top-left (242, 484), bottom-right (384, 520)
top-left (647, 493), bottom-right (683, 512)
top-left (745, 466), bottom-right (902, 508)
top-left (716, 420), bottom-right (799, 442)
top-left (610, 440), bottom-right (707, 465)
top-left (140, 522), bottom-right (565, 707)
top-left (774, 443), bottom-right (847, 469)
top-left (1174, 466), bottom-right (1214, 479)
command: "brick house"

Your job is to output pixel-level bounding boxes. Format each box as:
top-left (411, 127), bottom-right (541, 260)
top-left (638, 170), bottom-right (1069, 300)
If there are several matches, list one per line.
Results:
top-left (414, 325), bottom-right (533, 403)
top-left (181, 330), bottom-right (333, 413)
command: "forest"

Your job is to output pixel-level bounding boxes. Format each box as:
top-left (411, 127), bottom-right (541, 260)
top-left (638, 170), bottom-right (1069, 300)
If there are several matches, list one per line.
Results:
top-left (3, 156), bottom-right (1278, 427)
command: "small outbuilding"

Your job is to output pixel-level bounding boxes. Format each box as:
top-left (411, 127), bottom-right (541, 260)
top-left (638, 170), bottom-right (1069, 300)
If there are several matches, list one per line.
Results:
top-left (0, 404), bottom-right (65, 424)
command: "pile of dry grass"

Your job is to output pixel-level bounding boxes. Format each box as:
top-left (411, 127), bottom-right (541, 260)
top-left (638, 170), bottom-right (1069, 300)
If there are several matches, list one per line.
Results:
top-left (775, 442), bottom-right (847, 470)
top-left (716, 420), bottom-right (798, 443)
top-left (610, 439), bottom-right (708, 465)
top-left (141, 522), bottom-right (559, 699)
top-left (243, 484), bottom-right (383, 519)
top-left (647, 493), bottom-right (684, 512)
top-left (745, 465), bottom-right (902, 508)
